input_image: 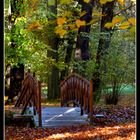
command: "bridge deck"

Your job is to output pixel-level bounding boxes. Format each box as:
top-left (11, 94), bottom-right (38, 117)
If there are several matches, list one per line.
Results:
top-left (32, 107), bottom-right (89, 128)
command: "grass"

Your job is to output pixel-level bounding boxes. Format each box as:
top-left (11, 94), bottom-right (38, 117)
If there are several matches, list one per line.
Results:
top-left (103, 84), bottom-right (135, 95)
top-left (40, 92), bottom-right (135, 107)
top-left (41, 98), bottom-right (61, 107)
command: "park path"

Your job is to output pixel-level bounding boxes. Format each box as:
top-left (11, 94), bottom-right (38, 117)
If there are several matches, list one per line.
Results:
top-left (32, 107), bottom-right (88, 128)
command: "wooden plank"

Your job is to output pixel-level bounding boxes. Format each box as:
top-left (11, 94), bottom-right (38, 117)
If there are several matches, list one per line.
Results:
top-left (15, 78), bottom-right (29, 107)
top-left (21, 85), bottom-right (33, 115)
top-left (13, 114), bottom-right (33, 119)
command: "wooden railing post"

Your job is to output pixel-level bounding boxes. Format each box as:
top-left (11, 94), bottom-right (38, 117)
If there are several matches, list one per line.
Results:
top-left (15, 70), bottom-right (43, 127)
top-left (89, 80), bottom-right (93, 123)
top-left (32, 72), bottom-right (36, 115)
top-left (38, 81), bottom-right (42, 127)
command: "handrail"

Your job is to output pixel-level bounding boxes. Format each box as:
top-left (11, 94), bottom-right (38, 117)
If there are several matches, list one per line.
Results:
top-left (14, 72), bottom-right (42, 127)
top-left (60, 73), bottom-right (89, 86)
top-left (60, 73), bottom-right (93, 117)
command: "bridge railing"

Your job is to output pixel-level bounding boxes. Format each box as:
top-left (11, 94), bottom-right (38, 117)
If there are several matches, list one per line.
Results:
top-left (15, 71), bottom-right (42, 127)
top-left (60, 73), bottom-right (93, 117)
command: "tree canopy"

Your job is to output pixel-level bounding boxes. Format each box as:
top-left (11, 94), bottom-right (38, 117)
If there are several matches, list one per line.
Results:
top-left (5, 0), bottom-right (136, 101)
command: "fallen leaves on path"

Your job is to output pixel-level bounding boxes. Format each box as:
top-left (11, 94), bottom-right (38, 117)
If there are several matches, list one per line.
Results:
top-left (5, 122), bottom-right (135, 140)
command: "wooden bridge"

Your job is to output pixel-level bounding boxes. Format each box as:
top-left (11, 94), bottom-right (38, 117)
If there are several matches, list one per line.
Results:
top-left (14, 71), bottom-right (94, 127)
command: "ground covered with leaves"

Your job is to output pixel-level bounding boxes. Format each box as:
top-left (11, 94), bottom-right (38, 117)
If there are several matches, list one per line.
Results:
top-left (5, 93), bottom-right (136, 140)
top-left (5, 122), bottom-right (135, 140)
top-left (93, 105), bottom-right (135, 124)
top-left (5, 105), bottom-right (136, 140)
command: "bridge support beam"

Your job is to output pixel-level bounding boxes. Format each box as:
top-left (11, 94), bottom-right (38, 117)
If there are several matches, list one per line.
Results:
top-left (89, 80), bottom-right (93, 123)
top-left (81, 107), bottom-right (84, 116)
top-left (38, 81), bottom-right (42, 127)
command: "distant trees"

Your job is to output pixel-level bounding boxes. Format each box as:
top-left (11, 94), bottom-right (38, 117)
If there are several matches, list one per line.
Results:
top-left (100, 30), bottom-right (135, 104)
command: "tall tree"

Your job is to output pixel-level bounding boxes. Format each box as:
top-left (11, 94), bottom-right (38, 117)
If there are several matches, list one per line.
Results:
top-left (59, 5), bottom-right (80, 81)
top-left (60, 38), bottom-right (75, 81)
top-left (76, 0), bottom-right (94, 60)
top-left (92, 1), bottom-right (115, 101)
top-left (73, 0), bottom-right (94, 77)
top-left (47, 0), bottom-right (60, 99)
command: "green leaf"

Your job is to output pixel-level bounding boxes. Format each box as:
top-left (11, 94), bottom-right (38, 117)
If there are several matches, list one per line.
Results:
top-left (104, 22), bottom-right (114, 28)
top-left (129, 26), bottom-right (135, 33)
top-left (84, 0), bottom-right (90, 3)
top-left (60, 0), bottom-right (73, 4)
top-left (47, 0), bottom-right (56, 6)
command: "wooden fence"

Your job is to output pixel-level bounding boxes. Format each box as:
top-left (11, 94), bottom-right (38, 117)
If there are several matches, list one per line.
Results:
top-left (15, 71), bottom-right (42, 127)
top-left (60, 73), bottom-right (93, 118)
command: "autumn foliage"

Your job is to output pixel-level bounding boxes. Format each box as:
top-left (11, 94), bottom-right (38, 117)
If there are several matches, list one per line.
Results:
top-left (5, 123), bottom-right (135, 140)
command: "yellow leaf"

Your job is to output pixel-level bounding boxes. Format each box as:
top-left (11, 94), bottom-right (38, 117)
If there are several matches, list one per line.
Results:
top-left (64, 11), bottom-right (72, 17)
top-left (80, 11), bottom-right (87, 17)
top-left (27, 22), bottom-right (41, 30)
top-left (88, 19), bottom-right (99, 25)
top-left (129, 26), bottom-right (135, 33)
top-left (60, 0), bottom-right (72, 4)
top-left (128, 18), bottom-right (136, 25)
top-left (68, 24), bottom-right (76, 30)
top-left (112, 16), bottom-right (125, 24)
top-left (104, 22), bottom-right (114, 28)
top-left (4, 96), bottom-right (8, 101)
top-left (131, 0), bottom-right (136, 4)
top-left (15, 17), bottom-right (26, 24)
top-left (100, 0), bottom-right (114, 5)
top-left (57, 17), bottom-right (66, 25)
top-left (84, 0), bottom-right (90, 3)
top-left (117, 0), bottom-right (124, 5)
top-left (119, 21), bottom-right (130, 29)
top-left (76, 20), bottom-right (86, 28)
top-left (99, 0), bottom-right (107, 4)
top-left (107, 0), bottom-right (114, 2)
top-left (92, 11), bottom-right (105, 17)
top-left (55, 26), bottom-right (67, 38)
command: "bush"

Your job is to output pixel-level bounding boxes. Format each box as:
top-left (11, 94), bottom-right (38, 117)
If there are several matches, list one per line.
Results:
top-left (5, 110), bottom-right (15, 125)
top-left (105, 93), bottom-right (118, 105)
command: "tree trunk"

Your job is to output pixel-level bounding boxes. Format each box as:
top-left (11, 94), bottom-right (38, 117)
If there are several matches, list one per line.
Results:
top-left (60, 38), bottom-right (75, 81)
top-left (77, 0), bottom-right (94, 61)
top-left (61, 0), bottom-right (94, 80)
top-left (47, 37), bottom-right (60, 99)
top-left (93, 1), bottom-right (115, 101)
top-left (74, 0), bottom-right (94, 77)
top-left (47, 1), bottom-right (60, 99)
